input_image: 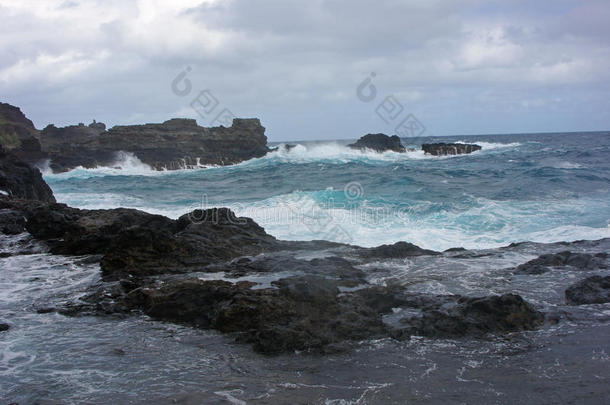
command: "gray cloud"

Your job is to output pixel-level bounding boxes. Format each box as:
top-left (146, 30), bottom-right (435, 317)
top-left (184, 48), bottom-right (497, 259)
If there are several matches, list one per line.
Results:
top-left (1, 0), bottom-right (608, 140)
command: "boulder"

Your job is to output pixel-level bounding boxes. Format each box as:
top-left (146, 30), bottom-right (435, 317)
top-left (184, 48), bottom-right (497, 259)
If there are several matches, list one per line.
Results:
top-left (422, 143), bottom-right (481, 156)
top-left (565, 276), bottom-right (610, 305)
top-left (348, 134), bottom-right (406, 153)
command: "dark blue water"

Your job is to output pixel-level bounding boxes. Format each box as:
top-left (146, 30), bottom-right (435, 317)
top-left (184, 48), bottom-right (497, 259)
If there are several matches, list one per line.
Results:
top-left (44, 132), bottom-right (610, 250)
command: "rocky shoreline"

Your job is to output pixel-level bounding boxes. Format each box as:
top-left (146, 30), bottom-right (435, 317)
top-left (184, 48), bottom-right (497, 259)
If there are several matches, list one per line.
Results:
top-left (2, 102), bottom-right (485, 174)
top-left (1, 102), bottom-right (271, 172)
top-left (1, 148), bottom-right (608, 354)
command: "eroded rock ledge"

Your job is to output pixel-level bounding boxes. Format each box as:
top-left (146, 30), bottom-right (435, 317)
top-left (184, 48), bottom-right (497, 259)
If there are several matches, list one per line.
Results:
top-left (0, 102), bottom-right (271, 172)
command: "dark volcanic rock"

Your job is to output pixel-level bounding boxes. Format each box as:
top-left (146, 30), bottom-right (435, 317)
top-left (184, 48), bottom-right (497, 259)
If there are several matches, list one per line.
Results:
top-left (422, 143), bottom-right (481, 156)
top-left (0, 102), bottom-right (46, 163)
top-left (357, 241), bottom-right (440, 259)
top-left (0, 209), bottom-right (27, 234)
top-left (515, 251), bottom-right (608, 275)
top-left (396, 293), bottom-right (544, 338)
top-left (0, 146), bottom-right (55, 203)
top-left (100, 208), bottom-right (280, 280)
top-left (40, 117), bottom-right (271, 172)
top-left (0, 323), bottom-right (9, 331)
top-left (348, 134), bottom-right (406, 153)
top-left (123, 277), bottom-right (387, 354)
top-left (3, 102), bottom-right (271, 172)
top-left (565, 276), bottom-right (610, 305)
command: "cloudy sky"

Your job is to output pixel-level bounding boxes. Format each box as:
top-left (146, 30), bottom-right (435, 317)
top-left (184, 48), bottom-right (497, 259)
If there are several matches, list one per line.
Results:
top-left (1, 0), bottom-right (609, 141)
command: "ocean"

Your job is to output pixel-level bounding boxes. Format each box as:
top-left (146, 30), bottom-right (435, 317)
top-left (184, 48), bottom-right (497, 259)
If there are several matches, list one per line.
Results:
top-left (2, 131), bottom-right (610, 404)
top-left (44, 132), bottom-right (610, 250)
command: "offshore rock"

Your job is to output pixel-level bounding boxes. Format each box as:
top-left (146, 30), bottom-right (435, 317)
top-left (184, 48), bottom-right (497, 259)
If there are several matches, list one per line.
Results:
top-left (348, 134), bottom-right (406, 153)
top-left (422, 143), bottom-right (481, 156)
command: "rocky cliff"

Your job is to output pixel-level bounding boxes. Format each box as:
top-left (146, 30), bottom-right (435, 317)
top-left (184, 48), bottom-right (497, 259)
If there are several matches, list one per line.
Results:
top-left (1, 102), bottom-right (271, 172)
top-left (41, 117), bottom-right (270, 172)
top-left (0, 103), bottom-right (46, 163)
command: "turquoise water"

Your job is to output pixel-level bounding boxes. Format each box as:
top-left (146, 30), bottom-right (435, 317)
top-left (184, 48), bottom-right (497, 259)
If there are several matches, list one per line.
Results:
top-left (44, 132), bottom-right (610, 250)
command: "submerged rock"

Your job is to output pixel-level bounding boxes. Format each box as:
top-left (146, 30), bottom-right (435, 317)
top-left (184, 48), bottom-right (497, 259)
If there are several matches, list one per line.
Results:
top-left (0, 323), bottom-right (9, 331)
top-left (348, 134), bottom-right (406, 153)
top-left (565, 276), bottom-right (610, 305)
top-left (422, 143), bottom-right (481, 156)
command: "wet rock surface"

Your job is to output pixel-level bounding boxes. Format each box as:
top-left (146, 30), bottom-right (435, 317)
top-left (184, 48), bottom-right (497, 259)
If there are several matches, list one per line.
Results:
top-left (348, 134), bottom-right (406, 153)
top-left (565, 275), bottom-right (610, 305)
top-left (422, 143), bottom-right (482, 156)
top-left (0, 146), bottom-right (55, 203)
top-left (514, 251), bottom-right (608, 274)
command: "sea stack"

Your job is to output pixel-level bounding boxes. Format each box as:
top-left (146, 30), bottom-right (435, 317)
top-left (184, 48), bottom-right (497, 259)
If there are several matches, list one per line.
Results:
top-left (348, 133), bottom-right (406, 153)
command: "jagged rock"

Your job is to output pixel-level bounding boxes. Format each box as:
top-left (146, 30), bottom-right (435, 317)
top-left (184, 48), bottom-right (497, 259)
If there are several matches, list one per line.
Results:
top-left (357, 241), bottom-right (440, 259)
top-left (348, 134), bottom-right (406, 153)
top-left (100, 208), bottom-right (280, 280)
top-left (515, 251), bottom-right (608, 275)
top-left (0, 147), bottom-right (55, 203)
top-left (422, 143), bottom-right (481, 156)
top-left (565, 276), bottom-right (610, 305)
top-left (39, 117), bottom-right (271, 172)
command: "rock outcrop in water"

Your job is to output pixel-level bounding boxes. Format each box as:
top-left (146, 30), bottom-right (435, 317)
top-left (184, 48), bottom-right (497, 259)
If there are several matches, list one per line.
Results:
top-left (0, 102), bottom-right (271, 172)
top-left (422, 143), bottom-right (481, 156)
top-left (348, 134), bottom-right (406, 153)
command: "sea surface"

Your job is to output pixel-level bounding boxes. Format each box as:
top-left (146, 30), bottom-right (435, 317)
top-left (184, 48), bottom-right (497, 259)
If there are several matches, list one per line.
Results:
top-left (43, 132), bottom-right (610, 250)
top-left (2, 132), bottom-right (610, 404)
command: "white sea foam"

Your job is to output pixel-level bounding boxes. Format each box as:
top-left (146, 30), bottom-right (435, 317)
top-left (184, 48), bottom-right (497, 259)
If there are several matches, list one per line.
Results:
top-left (43, 139), bottom-right (522, 179)
top-left (51, 185), bottom-right (610, 251)
top-left (226, 192), bottom-right (610, 250)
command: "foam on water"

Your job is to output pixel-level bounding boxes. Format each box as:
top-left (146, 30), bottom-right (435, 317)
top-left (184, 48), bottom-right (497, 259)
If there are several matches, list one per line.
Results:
top-left (43, 140), bottom-right (518, 181)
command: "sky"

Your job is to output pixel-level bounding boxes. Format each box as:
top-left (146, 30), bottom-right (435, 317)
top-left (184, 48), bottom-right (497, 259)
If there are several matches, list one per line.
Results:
top-left (1, 0), bottom-right (609, 141)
